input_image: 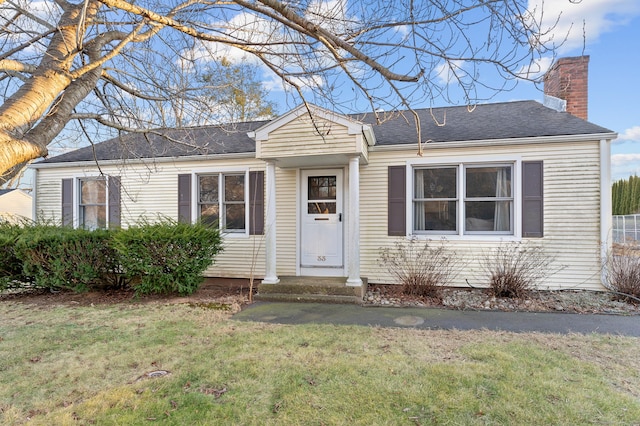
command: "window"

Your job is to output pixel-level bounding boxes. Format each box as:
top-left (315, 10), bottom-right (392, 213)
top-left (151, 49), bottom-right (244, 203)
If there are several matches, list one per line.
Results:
top-left (198, 173), bottom-right (246, 231)
top-left (412, 163), bottom-right (513, 235)
top-left (307, 175), bottom-right (337, 214)
top-left (61, 176), bottom-right (121, 229)
top-left (413, 167), bottom-right (457, 233)
top-left (464, 165), bottom-right (512, 233)
top-left (79, 177), bottom-right (107, 229)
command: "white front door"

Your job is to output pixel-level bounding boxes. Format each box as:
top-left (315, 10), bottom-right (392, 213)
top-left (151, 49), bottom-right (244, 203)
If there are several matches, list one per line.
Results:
top-left (300, 169), bottom-right (344, 270)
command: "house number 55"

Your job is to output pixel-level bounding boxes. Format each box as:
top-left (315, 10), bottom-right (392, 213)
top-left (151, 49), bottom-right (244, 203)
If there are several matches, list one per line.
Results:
top-left (317, 256), bottom-right (326, 262)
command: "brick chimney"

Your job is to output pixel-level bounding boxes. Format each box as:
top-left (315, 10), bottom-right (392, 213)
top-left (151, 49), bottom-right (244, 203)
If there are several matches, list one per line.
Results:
top-left (543, 56), bottom-right (589, 120)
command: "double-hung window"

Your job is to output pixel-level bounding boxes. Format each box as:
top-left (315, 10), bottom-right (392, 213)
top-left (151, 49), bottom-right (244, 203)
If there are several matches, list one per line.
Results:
top-left (464, 165), bottom-right (513, 234)
top-left (412, 163), bottom-right (514, 235)
top-left (413, 167), bottom-right (457, 233)
top-left (79, 177), bottom-right (107, 229)
top-left (62, 175), bottom-right (120, 229)
top-left (198, 173), bottom-right (246, 232)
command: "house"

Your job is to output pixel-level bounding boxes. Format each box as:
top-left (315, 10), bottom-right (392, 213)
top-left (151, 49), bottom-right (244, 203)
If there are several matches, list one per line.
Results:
top-left (0, 188), bottom-right (33, 222)
top-left (30, 56), bottom-right (616, 292)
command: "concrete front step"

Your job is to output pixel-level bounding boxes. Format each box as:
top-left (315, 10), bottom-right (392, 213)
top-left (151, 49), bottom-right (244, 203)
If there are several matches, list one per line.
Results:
top-left (255, 276), bottom-right (366, 305)
top-left (254, 292), bottom-right (363, 304)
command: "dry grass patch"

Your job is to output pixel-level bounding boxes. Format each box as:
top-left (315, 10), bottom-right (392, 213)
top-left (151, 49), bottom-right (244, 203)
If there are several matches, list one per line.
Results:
top-left (1, 302), bottom-right (639, 425)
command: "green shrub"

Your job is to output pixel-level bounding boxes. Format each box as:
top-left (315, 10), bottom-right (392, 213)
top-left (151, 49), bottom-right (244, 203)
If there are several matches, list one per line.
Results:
top-left (15, 225), bottom-right (120, 292)
top-left (379, 238), bottom-right (460, 298)
top-left (112, 218), bottom-right (223, 296)
top-left (0, 220), bottom-right (34, 290)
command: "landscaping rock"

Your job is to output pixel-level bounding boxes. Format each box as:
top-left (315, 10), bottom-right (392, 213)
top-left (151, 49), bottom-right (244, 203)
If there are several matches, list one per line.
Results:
top-left (364, 285), bottom-right (640, 315)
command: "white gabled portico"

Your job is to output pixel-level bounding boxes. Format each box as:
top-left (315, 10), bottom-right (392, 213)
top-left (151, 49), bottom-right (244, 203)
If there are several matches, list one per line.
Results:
top-left (247, 104), bottom-right (375, 288)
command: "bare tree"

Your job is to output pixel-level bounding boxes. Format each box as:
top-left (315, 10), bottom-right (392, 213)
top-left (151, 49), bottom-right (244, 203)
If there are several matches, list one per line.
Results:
top-left (0, 0), bottom-right (566, 185)
top-left (198, 57), bottom-right (278, 123)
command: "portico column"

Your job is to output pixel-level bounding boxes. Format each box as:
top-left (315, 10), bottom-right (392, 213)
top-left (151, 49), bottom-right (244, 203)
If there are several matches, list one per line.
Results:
top-left (346, 156), bottom-right (362, 286)
top-left (262, 160), bottom-right (279, 284)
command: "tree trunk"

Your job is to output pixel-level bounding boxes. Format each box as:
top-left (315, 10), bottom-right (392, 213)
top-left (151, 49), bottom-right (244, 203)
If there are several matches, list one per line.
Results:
top-left (0, 2), bottom-right (102, 184)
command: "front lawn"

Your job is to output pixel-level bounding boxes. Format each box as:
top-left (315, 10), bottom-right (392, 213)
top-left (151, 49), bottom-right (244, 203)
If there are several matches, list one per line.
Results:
top-left (1, 301), bottom-right (639, 425)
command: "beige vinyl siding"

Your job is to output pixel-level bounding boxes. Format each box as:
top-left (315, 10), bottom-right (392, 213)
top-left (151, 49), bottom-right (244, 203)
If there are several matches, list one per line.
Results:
top-left (273, 168), bottom-right (299, 275)
top-left (34, 158), bottom-right (267, 279)
top-left (260, 114), bottom-right (359, 159)
top-left (34, 135), bottom-right (606, 290)
top-left (360, 140), bottom-right (605, 291)
top-left (0, 190), bottom-right (32, 221)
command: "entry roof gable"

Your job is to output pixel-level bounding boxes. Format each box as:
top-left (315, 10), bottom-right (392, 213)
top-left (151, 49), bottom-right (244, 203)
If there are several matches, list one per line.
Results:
top-left (248, 103), bottom-right (376, 145)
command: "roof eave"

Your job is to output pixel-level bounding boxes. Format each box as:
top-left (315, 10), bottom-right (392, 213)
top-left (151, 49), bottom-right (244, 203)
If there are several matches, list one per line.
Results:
top-left (29, 151), bottom-right (256, 169)
top-left (370, 132), bottom-right (618, 151)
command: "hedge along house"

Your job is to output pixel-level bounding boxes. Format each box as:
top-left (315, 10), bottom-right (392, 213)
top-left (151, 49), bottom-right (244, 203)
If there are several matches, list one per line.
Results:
top-left (30, 56), bottom-right (616, 295)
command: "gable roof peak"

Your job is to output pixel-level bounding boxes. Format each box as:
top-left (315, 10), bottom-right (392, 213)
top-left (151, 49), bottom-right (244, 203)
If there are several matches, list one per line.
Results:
top-left (249, 103), bottom-right (375, 145)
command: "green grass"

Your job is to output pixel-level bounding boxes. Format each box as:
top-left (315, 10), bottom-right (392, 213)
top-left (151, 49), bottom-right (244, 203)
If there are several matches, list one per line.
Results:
top-left (1, 301), bottom-right (639, 425)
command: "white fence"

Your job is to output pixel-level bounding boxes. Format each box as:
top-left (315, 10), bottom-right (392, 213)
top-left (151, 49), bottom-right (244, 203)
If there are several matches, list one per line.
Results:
top-left (613, 215), bottom-right (640, 243)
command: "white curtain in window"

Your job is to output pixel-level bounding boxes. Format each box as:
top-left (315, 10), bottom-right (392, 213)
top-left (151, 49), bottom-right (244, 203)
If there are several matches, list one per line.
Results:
top-left (494, 167), bottom-right (510, 231)
top-left (414, 169), bottom-right (425, 230)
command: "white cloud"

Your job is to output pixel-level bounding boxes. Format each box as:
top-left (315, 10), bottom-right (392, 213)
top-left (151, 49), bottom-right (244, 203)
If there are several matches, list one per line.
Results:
top-left (612, 153), bottom-right (640, 167)
top-left (435, 60), bottom-right (466, 85)
top-left (528, 0), bottom-right (640, 54)
top-left (305, 0), bottom-right (350, 30)
top-left (611, 153), bottom-right (640, 180)
top-left (516, 56), bottom-right (554, 80)
top-left (618, 126), bottom-right (640, 142)
top-left (262, 72), bottom-right (324, 93)
top-left (179, 6), bottom-right (350, 93)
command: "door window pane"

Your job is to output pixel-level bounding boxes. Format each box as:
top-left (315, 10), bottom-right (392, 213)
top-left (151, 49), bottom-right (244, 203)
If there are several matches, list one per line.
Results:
top-left (308, 202), bottom-right (337, 214)
top-left (308, 176), bottom-right (336, 200)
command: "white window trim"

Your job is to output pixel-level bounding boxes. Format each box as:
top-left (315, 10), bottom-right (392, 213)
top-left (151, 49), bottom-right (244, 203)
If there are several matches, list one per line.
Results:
top-left (190, 167), bottom-right (250, 238)
top-left (73, 174), bottom-right (111, 229)
top-left (406, 156), bottom-right (522, 241)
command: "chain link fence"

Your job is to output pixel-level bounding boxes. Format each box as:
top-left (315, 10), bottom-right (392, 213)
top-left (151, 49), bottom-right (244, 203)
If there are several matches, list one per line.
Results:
top-left (613, 215), bottom-right (640, 243)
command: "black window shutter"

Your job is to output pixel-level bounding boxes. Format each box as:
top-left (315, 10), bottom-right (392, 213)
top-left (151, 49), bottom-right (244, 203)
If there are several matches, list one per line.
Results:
top-left (61, 178), bottom-right (73, 227)
top-left (178, 174), bottom-right (192, 223)
top-left (249, 171), bottom-right (264, 235)
top-left (388, 165), bottom-right (406, 236)
top-left (522, 161), bottom-right (543, 238)
top-left (108, 176), bottom-right (121, 228)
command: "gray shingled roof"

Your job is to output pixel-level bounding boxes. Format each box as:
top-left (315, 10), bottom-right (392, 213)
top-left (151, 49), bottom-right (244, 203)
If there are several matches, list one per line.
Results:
top-left (41, 101), bottom-right (613, 164)
top-left (0, 188), bottom-right (16, 196)
top-left (41, 121), bottom-right (267, 164)
top-left (357, 100), bottom-right (612, 145)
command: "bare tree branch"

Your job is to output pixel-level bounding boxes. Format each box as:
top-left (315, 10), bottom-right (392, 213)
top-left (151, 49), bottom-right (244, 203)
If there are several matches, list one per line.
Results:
top-left (0, 0), bottom-right (571, 185)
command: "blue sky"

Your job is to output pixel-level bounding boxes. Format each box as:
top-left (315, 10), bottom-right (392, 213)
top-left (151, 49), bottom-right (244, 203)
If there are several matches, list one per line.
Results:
top-left (498, 0), bottom-right (640, 182)
top-left (255, 0), bottom-right (640, 182)
top-left (18, 0), bottom-right (640, 187)
top-left (588, 13), bottom-right (640, 181)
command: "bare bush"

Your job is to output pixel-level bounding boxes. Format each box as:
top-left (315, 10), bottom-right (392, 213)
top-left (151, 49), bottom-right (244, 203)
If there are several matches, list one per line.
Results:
top-left (603, 244), bottom-right (640, 305)
top-left (480, 242), bottom-right (561, 299)
top-left (379, 238), bottom-right (461, 299)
